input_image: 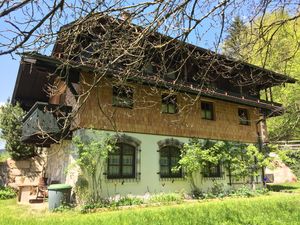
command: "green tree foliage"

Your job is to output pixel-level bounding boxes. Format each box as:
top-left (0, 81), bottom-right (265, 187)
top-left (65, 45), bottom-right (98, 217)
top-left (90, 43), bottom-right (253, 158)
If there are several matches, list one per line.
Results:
top-left (177, 139), bottom-right (270, 190)
top-left (223, 11), bottom-right (300, 140)
top-left (0, 102), bottom-right (36, 160)
top-left (73, 131), bottom-right (116, 202)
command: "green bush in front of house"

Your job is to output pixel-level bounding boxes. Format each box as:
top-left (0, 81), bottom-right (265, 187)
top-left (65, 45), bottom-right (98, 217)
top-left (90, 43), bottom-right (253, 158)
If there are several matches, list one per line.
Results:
top-left (0, 102), bottom-right (36, 160)
top-left (149, 193), bottom-right (184, 204)
top-left (0, 186), bottom-right (16, 200)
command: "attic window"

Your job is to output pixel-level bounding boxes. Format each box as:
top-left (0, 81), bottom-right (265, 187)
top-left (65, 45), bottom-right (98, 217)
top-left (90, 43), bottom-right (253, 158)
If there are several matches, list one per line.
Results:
top-left (238, 108), bottom-right (249, 125)
top-left (112, 86), bottom-right (133, 108)
top-left (162, 94), bottom-right (177, 114)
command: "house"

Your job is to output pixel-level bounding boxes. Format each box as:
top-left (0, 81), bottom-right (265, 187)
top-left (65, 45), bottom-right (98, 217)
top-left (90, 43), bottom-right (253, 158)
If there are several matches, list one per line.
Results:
top-left (11, 14), bottom-right (296, 197)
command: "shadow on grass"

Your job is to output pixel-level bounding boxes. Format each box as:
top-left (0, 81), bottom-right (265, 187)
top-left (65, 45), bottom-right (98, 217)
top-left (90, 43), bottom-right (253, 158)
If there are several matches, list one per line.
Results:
top-left (267, 184), bottom-right (299, 192)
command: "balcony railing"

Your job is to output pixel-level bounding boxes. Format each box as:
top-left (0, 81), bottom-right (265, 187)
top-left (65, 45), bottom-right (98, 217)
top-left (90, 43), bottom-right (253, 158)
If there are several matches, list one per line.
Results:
top-left (22, 102), bottom-right (72, 146)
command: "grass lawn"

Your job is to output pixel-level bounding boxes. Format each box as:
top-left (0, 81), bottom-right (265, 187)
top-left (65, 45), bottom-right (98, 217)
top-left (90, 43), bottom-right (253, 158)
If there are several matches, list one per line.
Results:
top-left (1, 193), bottom-right (300, 225)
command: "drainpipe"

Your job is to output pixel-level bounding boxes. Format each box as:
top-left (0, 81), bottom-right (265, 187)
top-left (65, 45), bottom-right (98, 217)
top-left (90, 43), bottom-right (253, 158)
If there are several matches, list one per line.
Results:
top-left (256, 115), bottom-right (266, 187)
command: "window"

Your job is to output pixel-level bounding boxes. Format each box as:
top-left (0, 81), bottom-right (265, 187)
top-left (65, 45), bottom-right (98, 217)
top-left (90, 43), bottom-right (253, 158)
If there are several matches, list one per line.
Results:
top-left (162, 94), bottom-right (177, 114)
top-left (107, 143), bottom-right (136, 179)
top-left (143, 62), bottom-right (154, 75)
top-left (159, 146), bottom-right (182, 178)
top-left (203, 162), bottom-right (222, 178)
top-left (112, 86), bottom-right (133, 108)
top-left (165, 68), bottom-right (177, 80)
top-left (238, 108), bottom-right (249, 125)
top-left (201, 101), bottom-right (214, 120)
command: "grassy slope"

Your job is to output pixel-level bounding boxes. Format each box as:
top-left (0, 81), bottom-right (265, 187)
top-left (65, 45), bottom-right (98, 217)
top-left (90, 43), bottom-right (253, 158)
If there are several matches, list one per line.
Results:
top-left (1, 194), bottom-right (300, 225)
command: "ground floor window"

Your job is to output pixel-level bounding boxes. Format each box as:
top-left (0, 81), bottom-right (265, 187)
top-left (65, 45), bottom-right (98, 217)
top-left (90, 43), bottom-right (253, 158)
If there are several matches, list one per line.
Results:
top-left (159, 146), bottom-right (182, 178)
top-left (203, 162), bottom-right (222, 178)
top-left (107, 143), bottom-right (136, 179)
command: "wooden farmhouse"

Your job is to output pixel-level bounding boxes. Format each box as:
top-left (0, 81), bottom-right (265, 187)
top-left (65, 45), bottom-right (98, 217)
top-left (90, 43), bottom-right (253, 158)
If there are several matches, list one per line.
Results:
top-left (12, 14), bottom-right (296, 196)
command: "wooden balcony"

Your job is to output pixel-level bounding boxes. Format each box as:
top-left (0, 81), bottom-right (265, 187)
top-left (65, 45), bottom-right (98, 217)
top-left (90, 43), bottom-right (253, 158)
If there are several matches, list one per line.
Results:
top-left (22, 102), bottom-right (72, 146)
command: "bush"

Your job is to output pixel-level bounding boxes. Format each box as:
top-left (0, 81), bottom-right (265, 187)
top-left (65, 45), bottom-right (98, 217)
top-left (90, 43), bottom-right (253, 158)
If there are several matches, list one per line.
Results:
top-left (0, 151), bottom-right (9, 163)
top-left (228, 186), bottom-right (269, 197)
top-left (80, 196), bottom-right (143, 213)
top-left (284, 150), bottom-right (300, 178)
top-left (0, 103), bottom-right (36, 160)
top-left (111, 196), bottom-right (144, 207)
top-left (52, 203), bottom-right (74, 213)
top-left (192, 185), bottom-right (269, 200)
top-left (0, 186), bottom-right (16, 200)
top-left (149, 193), bottom-right (184, 203)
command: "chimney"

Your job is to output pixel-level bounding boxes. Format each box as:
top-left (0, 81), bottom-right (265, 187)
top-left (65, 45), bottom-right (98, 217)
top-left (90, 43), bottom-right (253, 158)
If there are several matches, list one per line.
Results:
top-left (121, 11), bottom-right (131, 21)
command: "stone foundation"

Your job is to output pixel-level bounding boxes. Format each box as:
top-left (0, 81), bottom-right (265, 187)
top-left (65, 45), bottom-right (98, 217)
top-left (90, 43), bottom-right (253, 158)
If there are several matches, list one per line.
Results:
top-left (0, 150), bottom-right (47, 189)
top-left (7, 155), bottom-right (46, 189)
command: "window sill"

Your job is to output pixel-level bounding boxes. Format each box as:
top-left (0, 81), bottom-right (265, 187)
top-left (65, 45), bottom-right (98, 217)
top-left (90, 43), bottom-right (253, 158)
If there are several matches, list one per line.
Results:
top-left (159, 177), bottom-right (186, 182)
top-left (202, 176), bottom-right (225, 180)
top-left (105, 177), bottom-right (140, 183)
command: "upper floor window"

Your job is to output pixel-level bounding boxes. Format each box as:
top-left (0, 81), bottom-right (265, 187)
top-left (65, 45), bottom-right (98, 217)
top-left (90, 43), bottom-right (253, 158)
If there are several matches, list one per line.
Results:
top-left (162, 94), bottom-right (177, 114)
top-left (203, 162), bottom-right (222, 178)
top-left (165, 68), bottom-right (177, 80)
top-left (159, 146), bottom-right (182, 178)
top-left (107, 143), bottom-right (136, 179)
top-left (201, 101), bottom-right (214, 120)
top-left (112, 86), bottom-right (133, 108)
top-left (238, 108), bottom-right (249, 125)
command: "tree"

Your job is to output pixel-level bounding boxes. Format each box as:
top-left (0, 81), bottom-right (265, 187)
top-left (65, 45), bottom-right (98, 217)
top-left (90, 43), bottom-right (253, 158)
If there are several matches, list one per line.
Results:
top-left (72, 131), bottom-right (116, 202)
top-left (177, 139), bottom-right (270, 190)
top-left (223, 16), bottom-right (247, 60)
top-left (0, 102), bottom-right (36, 160)
top-left (228, 11), bottom-right (300, 140)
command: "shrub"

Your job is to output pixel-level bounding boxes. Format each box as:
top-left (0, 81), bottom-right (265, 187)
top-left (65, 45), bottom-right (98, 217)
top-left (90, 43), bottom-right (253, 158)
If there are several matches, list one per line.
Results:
top-left (228, 186), bottom-right (269, 197)
top-left (0, 151), bottom-right (9, 163)
top-left (0, 186), bottom-right (16, 200)
top-left (80, 196), bottom-right (143, 213)
top-left (0, 103), bottom-right (36, 160)
top-left (111, 196), bottom-right (144, 207)
top-left (149, 193), bottom-right (184, 203)
top-left (52, 203), bottom-right (74, 213)
top-left (192, 185), bottom-right (269, 200)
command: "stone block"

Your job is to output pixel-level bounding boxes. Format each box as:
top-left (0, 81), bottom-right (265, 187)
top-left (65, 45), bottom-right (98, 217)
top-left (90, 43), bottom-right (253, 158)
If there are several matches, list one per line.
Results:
top-left (30, 160), bottom-right (44, 171)
top-left (11, 168), bottom-right (22, 176)
top-left (15, 176), bottom-right (26, 185)
top-left (15, 160), bottom-right (30, 169)
top-left (6, 159), bottom-right (16, 169)
top-left (15, 176), bottom-right (39, 185)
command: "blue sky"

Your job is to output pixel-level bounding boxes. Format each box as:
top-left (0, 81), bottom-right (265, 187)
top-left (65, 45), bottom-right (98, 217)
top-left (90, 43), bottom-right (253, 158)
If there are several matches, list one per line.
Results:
top-left (0, 55), bottom-right (19, 104)
top-left (0, 55), bottom-right (20, 149)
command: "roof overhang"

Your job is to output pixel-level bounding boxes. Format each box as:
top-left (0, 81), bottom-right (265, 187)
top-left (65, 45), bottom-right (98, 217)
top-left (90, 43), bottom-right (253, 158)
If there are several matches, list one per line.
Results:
top-left (13, 52), bottom-right (287, 117)
top-left (12, 53), bottom-right (80, 111)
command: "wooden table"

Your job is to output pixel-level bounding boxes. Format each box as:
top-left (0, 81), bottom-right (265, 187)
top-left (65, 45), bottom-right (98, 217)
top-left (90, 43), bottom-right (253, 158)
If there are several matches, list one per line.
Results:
top-left (18, 184), bottom-right (37, 203)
